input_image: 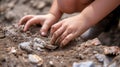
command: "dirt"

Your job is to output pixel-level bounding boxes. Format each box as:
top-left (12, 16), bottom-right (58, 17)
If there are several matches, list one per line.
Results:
top-left (0, 0), bottom-right (120, 67)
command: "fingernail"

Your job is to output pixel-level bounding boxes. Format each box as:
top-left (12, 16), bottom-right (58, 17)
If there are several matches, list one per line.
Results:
top-left (41, 32), bottom-right (46, 36)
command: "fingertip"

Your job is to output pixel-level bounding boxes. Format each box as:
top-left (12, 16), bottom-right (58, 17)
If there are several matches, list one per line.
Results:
top-left (23, 28), bottom-right (26, 32)
top-left (23, 26), bottom-right (28, 32)
top-left (18, 23), bottom-right (21, 26)
top-left (40, 25), bottom-right (49, 36)
top-left (40, 32), bottom-right (47, 36)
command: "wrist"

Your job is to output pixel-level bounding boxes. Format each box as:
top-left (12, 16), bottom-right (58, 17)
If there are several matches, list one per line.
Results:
top-left (49, 11), bottom-right (63, 20)
top-left (77, 14), bottom-right (92, 29)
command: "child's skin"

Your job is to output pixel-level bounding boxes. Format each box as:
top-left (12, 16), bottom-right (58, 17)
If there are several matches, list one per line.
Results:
top-left (18, 0), bottom-right (120, 47)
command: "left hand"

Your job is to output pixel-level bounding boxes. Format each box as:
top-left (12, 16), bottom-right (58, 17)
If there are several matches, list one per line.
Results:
top-left (50, 15), bottom-right (89, 47)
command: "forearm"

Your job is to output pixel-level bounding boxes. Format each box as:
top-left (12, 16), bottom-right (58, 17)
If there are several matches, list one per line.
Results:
top-left (49, 0), bottom-right (63, 20)
top-left (80, 0), bottom-right (120, 27)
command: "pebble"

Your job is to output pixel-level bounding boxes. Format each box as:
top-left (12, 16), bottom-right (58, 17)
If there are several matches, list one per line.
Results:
top-left (108, 62), bottom-right (117, 67)
top-left (5, 11), bottom-right (15, 21)
top-left (31, 1), bottom-right (46, 10)
top-left (81, 38), bottom-right (101, 47)
top-left (19, 42), bottom-right (33, 53)
top-left (33, 38), bottom-right (58, 50)
top-left (17, 25), bottom-right (24, 32)
top-left (0, 54), bottom-right (6, 63)
top-left (9, 47), bottom-right (17, 54)
top-left (44, 42), bottom-right (58, 50)
top-left (33, 38), bottom-right (46, 49)
top-left (95, 54), bottom-right (110, 67)
top-left (49, 61), bottom-right (54, 67)
top-left (73, 61), bottom-right (95, 67)
top-left (28, 54), bottom-right (43, 66)
top-left (108, 55), bottom-right (120, 67)
top-left (0, 4), bottom-right (7, 13)
top-left (104, 46), bottom-right (120, 55)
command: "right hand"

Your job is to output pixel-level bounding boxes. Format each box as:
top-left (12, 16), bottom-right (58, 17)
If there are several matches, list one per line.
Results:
top-left (18, 13), bottom-right (58, 36)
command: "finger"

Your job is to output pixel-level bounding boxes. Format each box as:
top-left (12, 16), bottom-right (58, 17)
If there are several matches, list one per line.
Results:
top-left (50, 21), bottom-right (62, 37)
top-left (61, 33), bottom-right (76, 47)
top-left (40, 21), bottom-right (51, 36)
top-left (57, 29), bottom-right (70, 44)
top-left (50, 25), bottom-right (66, 45)
top-left (24, 17), bottom-right (41, 31)
top-left (18, 15), bottom-right (34, 25)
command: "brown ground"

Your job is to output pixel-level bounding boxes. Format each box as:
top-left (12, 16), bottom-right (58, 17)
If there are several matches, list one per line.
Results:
top-left (0, 0), bottom-right (120, 67)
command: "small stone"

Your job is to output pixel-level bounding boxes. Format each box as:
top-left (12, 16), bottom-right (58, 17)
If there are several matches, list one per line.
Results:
top-left (44, 38), bottom-right (58, 50)
top-left (0, 55), bottom-right (6, 62)
top-left (49, 61), bottom-right (54, 66)
top-left (9, 47), bottom-right (17, 54)
top-left (28, 54), bottom-right (43, 66)
top-left (17, 25), bottom-right (24, 32)
top-left (81, 38), bottom-right (101, 47)
top-left (44, 43), bottom-right (58, 50)
top-left (95, 54), bottom-right (104, 62)
top-left (31, 1), bottom-right (46, 10)
top-left (0, 4), bottom-right (7, 13)
top-left (104, 46), bottom-right (120, 55)
top-left (73, 61), bottom-right (95, 67)
top-left (108, 62), bottom-right (117, 67)
top-left (95, 54), bottom-right (110, 67)
top-left (37, 1), bottom-right (46, 9)
top-left (7, 2), bottom-right (15, 9)
top-left (19, 42), bottom-right (33, 53)
top-left (108, 55), bottom-right (120, 67)
top-left (5, 11), bottom-right (15, 21)
top-left (33, 38), bottom-right (46, 49)
top-left (91, 38), bottom-right (101, 46)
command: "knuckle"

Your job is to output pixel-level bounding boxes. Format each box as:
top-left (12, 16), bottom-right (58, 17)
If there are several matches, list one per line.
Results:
top-left (65, 37), bottom-right (69, 41)
top-left (68, 26), bottom-right (73, 30)
top-left (53, 32), bottom-right (57, 37)
top-left (51, 25), bottom-right (56, 29)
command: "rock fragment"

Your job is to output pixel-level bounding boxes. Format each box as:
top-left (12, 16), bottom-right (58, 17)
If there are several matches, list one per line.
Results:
top-left (33, 37), bottom-right (58, 50)
top-left (49, 61), bottom-right (54, 67)
top-left (19, 42), bottom-right (33, 53)
top-left (28, 54), bottom-right (43, 66)
top-left (9, 47), bottom-right (17, 54)
top-left (5, 11), bottom-right (15, 21)
top-left (33, 38), bottom-right (46, 49)
top-left (73, 61), bottom-right (95, 67)
top-left (108, 55), bottom-right (120, 67)
top-left (81, 38), bottom-right (101, 47)
top-left (104, 46), bottom-right (120, 55)
top-left (95, 54), bottom-right (110, 67)
top-left (44, 41), bottom-right (58, 50)
top-left (30, 1), bottom-right (46, 10)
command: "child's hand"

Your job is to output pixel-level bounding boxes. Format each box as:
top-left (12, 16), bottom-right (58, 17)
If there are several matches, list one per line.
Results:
top-left (18, 13), bottom-right (58, 36)
top-left (50, 15), bottom-right (89, 47)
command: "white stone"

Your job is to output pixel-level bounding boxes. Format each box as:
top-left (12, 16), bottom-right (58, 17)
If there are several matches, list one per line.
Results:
top-left (19, 42), bottom-right (32, 52)
top-left (28, 54), bottom-right (43, 64)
